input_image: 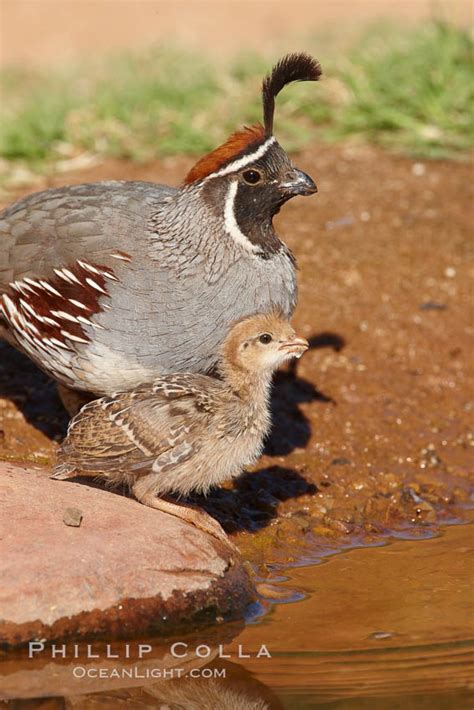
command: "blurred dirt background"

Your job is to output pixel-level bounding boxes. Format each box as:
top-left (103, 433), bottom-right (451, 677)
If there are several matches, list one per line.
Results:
top-left (0, 0), bottom-right (472, 561)
top-left (1, 0), bottom-right (470, 68)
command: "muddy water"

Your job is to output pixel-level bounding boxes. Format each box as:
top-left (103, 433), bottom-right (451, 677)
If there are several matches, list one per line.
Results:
top-left (238, 519), bottom-right (474, 707)
top-left (2, 519), bottom-right (473, 708)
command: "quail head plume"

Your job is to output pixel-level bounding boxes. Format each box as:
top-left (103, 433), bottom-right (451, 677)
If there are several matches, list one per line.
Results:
top-left (52, 313), bottom-right (309, 541)
top-left (0, 53), bottom-right (320, 404)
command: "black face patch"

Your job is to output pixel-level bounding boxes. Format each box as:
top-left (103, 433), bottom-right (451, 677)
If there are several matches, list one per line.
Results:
top-left (232, 142), bottom-right (294, 254)
top-left (200, 140), bottom-right (303, 257)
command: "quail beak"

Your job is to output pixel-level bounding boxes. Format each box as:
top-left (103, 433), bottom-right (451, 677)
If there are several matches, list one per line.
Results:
top-left (280, 168), bottom-right (317, 197)
top-left (279, 337), bottom-right (309, 359)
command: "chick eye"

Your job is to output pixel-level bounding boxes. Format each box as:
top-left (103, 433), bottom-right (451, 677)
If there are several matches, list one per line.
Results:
top-left (242, 169), bottom-right (262, 185)
top-left (259, 333), bottom-right (273, 344)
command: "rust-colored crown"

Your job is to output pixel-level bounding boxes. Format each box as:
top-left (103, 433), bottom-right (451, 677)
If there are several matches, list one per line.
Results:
top-left (184, 52), bottom-right (322, 185)
top-left (184, 125), bottom-right (265, 185)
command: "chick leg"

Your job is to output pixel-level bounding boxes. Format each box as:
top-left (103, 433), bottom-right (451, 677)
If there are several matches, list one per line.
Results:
top-left (133, 485), bottom-right (232, 546)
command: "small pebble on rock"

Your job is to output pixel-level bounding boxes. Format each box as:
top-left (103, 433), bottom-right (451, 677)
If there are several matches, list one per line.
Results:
top-left (63, 507), bottom-right (83, 527)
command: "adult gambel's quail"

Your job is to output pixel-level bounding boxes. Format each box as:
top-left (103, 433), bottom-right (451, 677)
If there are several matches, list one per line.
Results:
top-left (0, 53), bottom-right (320, 398)
top-left (52, 313), bottom-right (308, 540)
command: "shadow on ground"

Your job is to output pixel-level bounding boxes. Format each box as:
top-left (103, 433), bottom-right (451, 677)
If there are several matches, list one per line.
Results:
top-left (0, 341), bottom-right (68, 443)
top-left (188, 466), bottom-right (318, 534)
top-left (265, 332), bottom-right (344, 456)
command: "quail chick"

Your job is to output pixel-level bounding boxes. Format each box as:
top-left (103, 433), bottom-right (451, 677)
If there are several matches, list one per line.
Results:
top-left (0, 54), bottom-right (320, 406)
top-left (52, 314), bottom-right (308, 541)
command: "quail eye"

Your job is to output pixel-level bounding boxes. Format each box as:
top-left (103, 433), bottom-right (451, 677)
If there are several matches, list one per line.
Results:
top-left (242, 169), bottom-right (262, 185)
top-left (259, 333), bottom-right (273, 344)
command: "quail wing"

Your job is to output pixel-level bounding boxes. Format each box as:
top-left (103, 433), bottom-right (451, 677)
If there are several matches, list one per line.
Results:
top-left (53, 374), bottom-right (221, 478)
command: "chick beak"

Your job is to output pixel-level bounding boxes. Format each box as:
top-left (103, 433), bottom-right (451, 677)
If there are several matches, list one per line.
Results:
top-left (279, 337), bottom-right (309, 359)
top-left (280, 168), bottom-right (317, 198)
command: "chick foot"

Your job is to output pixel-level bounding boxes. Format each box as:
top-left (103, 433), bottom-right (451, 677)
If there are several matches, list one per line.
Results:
top-left (135, 491), bottom-right (236, 549)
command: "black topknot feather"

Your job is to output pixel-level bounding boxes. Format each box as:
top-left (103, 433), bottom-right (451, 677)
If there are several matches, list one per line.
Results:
top-left (262, 52), bottom-right (322, 136)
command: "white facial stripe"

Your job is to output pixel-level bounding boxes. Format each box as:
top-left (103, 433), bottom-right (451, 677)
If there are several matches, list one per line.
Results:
top-left (224, 181), bottom-right (259, 254)
top-left (204, 137), bottom-right (276, 181)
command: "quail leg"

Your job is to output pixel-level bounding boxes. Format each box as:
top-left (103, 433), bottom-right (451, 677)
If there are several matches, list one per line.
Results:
top-left (58, 384), bottom-right (94, 417)
top-left (133, 487), bottom-right (235, 548)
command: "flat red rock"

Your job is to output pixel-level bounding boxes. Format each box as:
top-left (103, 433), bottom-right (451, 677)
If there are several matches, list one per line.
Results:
top-left (0, 463), bottom-right (253, 647)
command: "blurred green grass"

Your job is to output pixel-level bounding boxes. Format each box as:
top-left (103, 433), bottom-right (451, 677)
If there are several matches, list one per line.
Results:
top-left (329, 21), bottom-right (474, 158)
top-left (0, 21), bottom-right (472, 179)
